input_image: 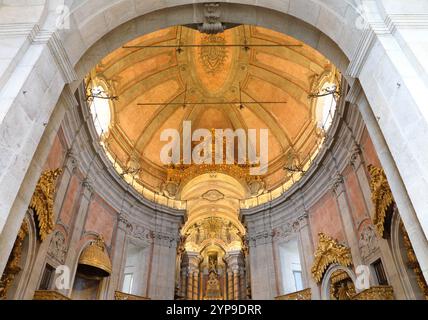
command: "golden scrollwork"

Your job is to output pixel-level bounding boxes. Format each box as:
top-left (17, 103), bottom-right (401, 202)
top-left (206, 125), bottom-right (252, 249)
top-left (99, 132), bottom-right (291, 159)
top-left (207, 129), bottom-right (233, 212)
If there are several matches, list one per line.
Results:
top-left (33, 290), bottom-right (71, 300)
top-left (29, 169), bottom-right (62, 241)
top-left (114, 291), bottom-right (150, 300)
top-left (351, 286), bottom-right (395, 300)
top-left (0, 222), bottom-right (29, 299)
top-left (368, 165), bottom-right (394, 238)
top-left (275, 288), bottom-right (312, 300)
top-left (311, 233), bottom-right (353, 283)
top-left (400, 222), bottom-right (428, 299)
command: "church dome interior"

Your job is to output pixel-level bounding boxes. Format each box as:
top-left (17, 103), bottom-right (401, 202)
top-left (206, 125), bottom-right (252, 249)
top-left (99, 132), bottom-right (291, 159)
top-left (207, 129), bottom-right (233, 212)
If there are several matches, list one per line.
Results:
top-left (1, 0), bottom-right (427, 304)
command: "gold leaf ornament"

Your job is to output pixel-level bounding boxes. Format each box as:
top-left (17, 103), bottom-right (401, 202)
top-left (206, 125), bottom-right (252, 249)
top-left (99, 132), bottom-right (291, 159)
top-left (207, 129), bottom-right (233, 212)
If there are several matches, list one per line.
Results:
top-left (29, 169), bottom-right (62, 241)
top-left (311, 233), bottom-right (353, 283)
top-left (368, 165), bottom-right (394, 238)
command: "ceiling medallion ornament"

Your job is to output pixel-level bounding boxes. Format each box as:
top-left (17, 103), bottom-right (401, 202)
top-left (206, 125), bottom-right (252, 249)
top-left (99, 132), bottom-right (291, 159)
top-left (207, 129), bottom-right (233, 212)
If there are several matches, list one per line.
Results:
top-left (202, 189), bottom-right (225, 202)
top-left (311, 233), bottom-right (353, 283)
top-left (367, 165), bottom-right (394, 238)
top-left (200, 34), bottom-right (227, 74)
top-left (29, 169), bottom-right (63, 241)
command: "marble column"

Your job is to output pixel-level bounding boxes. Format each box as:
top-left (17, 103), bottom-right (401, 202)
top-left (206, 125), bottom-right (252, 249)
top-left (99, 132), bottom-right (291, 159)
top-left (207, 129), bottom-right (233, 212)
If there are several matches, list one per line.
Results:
top-left (193, 270), bottom-right (199, 300)
top-left (240, 269), bottom-right (246, 300)
top-left (233, 269), bottom-right (240, 300)
top-left (332, 173), bottom-right (363, 267)
top-left (180, 265), bottom-right (187, 298)
top-left (297, 213), bottom-right (320, 299)
top-left (64, 179), bottom-right (94, 297)
top-left (349, 145), bottom-right (407, 298)
top-left (187, 268), bottom-right (193, 300)
top-left (354, 87), bottom-right (428, 283)
top-left (227, 270), bottom-right (234, 300)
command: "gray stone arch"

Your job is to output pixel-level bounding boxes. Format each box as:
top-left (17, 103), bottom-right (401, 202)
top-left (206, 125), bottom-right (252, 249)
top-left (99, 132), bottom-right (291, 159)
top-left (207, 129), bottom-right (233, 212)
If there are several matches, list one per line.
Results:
top-left (1, 0), bottom-right (428, 287)
top-left (320, 263), bottom-right (357, 300)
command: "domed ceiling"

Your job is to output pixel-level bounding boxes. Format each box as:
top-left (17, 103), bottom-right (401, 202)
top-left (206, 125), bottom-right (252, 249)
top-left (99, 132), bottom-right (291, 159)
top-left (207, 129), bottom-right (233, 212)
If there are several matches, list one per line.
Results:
top-left (86, 25), bottom-right (339, 206)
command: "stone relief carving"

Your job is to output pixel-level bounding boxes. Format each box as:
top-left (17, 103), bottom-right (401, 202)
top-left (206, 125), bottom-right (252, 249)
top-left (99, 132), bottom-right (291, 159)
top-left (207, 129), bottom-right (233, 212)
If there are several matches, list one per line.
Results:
top-left (47, 230), bottom-right (68, 264)
top-left (358, 224), bottom-right (379, 261)
top-left (272, 213), bottom-right (308, 241)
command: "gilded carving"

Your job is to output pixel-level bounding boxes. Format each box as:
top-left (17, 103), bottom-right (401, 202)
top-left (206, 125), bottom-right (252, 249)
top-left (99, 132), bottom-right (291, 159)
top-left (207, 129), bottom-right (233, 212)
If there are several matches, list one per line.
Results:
top-left (33, 290), bottom-right (71, 300)
top-left (311, 233), bottom-right (353, 283)
top-left (184, 217), bottom-right (242, 252)
top-left (0, 222), bottom-right (29, 299)
top-left (114, 291), bottom-right (150, 300)
top-left (351, 286), bottom-right (395, 300)
top-left (330, 270), bottom-right (356, 300)
top-left (29, 169), bottom-right (63, 241)
top-left (368, 165), bottom-right (394, 238)
top-left (400, 222), bottom-right (428, 299)
top-left (275, 288), bottom-right (312, 300)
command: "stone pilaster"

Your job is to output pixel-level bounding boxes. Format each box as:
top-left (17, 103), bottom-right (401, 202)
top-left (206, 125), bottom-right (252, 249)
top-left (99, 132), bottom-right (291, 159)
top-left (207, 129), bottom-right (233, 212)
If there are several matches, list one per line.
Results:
top-left (331, 173), bottom-right (363, 267)
top-left (106, 215), bottom-right (129, 299)
top-left (297, 213), bottom-right (320, 300)
top-left (64, 179), bottom-right (94, 297)
top-left (349, 145), bottom-right (408, 298)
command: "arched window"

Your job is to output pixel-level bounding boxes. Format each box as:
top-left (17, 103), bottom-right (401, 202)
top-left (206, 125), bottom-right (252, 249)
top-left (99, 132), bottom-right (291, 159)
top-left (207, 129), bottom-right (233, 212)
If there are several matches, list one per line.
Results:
top-left (88, 85), bottom-right (111, 138)
top-left (279, 239), bottom-right (303, 294)
top-left (315, 82), bottom-right (337, 132)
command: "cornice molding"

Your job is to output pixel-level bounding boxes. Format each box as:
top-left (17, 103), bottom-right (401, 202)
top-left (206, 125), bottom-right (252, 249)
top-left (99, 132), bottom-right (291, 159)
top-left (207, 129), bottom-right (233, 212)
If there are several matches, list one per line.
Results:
top-left (385, 14), bottom-right (428, 32)
top-left (32, 28), bottom-right (77, 84)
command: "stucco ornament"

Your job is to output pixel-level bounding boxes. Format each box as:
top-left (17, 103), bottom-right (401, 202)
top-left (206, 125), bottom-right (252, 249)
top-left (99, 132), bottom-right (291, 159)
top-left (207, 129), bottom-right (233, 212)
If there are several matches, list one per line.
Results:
top-left (368, 165), bottom-right (394, 238)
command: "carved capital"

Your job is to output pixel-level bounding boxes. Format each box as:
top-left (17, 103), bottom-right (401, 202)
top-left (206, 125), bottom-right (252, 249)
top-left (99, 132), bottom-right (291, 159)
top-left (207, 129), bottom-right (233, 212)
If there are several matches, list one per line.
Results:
top-left (331, 173), bottom-right (345, 196)
top-left (349, 144), bottom-right (363, 169)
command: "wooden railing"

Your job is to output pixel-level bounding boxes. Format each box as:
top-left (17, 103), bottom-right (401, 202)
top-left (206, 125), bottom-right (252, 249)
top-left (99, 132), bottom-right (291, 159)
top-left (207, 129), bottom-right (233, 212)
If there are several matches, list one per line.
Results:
top-left (275, 288), bottom-right (312, 300)
top-left (352, 286), bottom-right (394, 300)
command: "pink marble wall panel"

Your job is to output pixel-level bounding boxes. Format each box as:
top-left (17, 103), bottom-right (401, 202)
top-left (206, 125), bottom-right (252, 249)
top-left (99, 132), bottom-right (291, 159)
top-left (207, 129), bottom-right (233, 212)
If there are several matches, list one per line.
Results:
top-left (343, 166), bottom-right (368, 226)
top-left (309, 192), bottom-right (345, 245)
top-left (84, 195), bottom-right (116, 246)
top-left (59, 174), bottom-right (80, 227)
top-left (361, 128), bottom-right (381, 167)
